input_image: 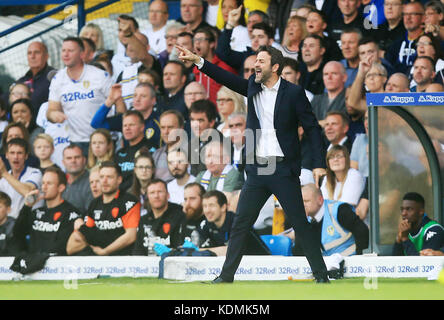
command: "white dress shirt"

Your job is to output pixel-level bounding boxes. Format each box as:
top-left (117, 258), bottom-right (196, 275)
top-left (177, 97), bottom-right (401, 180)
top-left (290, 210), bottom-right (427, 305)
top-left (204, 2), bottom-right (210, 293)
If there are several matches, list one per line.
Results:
top-left (254, 78), bottom-right (284, 157)
top-left (196, 58), bottom-right (284, 157)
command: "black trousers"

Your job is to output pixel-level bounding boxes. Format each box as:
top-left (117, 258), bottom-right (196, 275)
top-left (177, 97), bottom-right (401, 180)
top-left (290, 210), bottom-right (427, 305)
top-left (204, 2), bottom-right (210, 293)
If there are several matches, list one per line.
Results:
top-left (220, 170), bottom-right (328, 281)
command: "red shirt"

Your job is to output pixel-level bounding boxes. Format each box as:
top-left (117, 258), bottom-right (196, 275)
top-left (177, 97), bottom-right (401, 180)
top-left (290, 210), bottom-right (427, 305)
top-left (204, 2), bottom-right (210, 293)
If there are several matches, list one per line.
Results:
top-left (193, 54), bottom-right (238, 106)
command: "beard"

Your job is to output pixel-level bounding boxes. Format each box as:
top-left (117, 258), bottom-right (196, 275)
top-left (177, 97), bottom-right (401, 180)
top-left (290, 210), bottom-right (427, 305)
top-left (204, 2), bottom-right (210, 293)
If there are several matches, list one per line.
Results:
top-left (172, 169), bottom-right (187, 179)
top-left (254, 67), bottom-right (272, 84)
top-left (102, 186), bottom-right (119, 196)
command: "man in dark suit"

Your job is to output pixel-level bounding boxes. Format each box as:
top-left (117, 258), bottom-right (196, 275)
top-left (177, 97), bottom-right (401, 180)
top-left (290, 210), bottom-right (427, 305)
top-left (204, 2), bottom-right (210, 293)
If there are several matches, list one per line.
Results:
top-left (176, 44), bottom-right (330, 283)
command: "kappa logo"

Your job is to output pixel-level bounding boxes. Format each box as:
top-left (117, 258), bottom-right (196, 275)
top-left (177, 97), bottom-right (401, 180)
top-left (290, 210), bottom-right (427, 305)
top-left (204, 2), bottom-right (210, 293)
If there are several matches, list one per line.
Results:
top-left (36, 210), bottom-right (45, 219)
top-left (125, 201), bottom-right (135, 211)
top-left (69, 212), bottom-right (79, 221)
top-left (94, 210), bottom-right (102, 220)
top-left (426, 231), bottom-right (437, 241)
top-left (383, 95), bottom-right (415, 104)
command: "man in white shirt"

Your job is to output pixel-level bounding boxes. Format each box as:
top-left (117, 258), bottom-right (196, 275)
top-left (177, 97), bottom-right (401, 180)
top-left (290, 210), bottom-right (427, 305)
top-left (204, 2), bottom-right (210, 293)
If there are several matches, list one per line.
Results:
top-left (167, 149), bottom-right (195, 205)
top-left (176, 44), bottom-right (329, 283)
top-left (142, 0), bottom-right (170, 55)
top-left (0, 138), bottom-right (42, 219)
top-left (47, 37), bottom-right (113, 155)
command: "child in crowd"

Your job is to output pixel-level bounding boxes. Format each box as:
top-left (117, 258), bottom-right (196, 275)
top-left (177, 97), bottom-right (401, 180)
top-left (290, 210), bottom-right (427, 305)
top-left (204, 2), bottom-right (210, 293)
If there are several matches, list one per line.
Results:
top-left (33, 133), bottom-right (57, 173)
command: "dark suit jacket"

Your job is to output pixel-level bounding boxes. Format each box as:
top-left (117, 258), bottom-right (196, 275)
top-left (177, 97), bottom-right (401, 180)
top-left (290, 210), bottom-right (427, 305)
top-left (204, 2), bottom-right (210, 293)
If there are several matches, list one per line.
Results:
top-left (200, 59), bottom-right (326, 177)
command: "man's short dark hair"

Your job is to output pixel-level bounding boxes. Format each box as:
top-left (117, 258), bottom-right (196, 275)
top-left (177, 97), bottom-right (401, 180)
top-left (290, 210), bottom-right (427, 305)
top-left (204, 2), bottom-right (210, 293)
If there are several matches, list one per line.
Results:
top-left (100, 160), bottom-right (122, 177)
top-left (189, 99), bottom-right (218, 122)
top-left (164, 60), bottom-right (187, 78)
top-left (0, 191), bottom-right (11, 208)
top-left (160, 109), bottom-right (185, 128)
top-left (123, 109), bottom-right (145, 125)
top-left (194, 27), bottom-right (216, 43)
top-left (63, 37), bottom-right (85, 51)
top-left (257, 45), bottom-right (285, 76)
top-left (248, 10), bottom-right (269, 25)
top-left (414, 55), bottom-right (436, 68)
top-left (403, 192), bottom-right (425, 208)
top-left (178, 31), bottom-right (194, 40)
top-left (341, 27), bottom-right (363, 41)
top-left (44, 166), bottom-right (68, 186)
top-left (309, 8), bottom-right (328, 24)
top-left (138, 67), bottom-right (161, 88)
top-left (358, 37), bottom-right (379, 48)
top-left (202, 190), bottom-right (227, 208)
top-left (80, 36), bottom-right (96, 52)
top-left (118, 14), bottom-right (139, 30)
top-left (63, 143), bottom-right (85, 157)
top-left (282, 57), bottom-right (300, 73)
top-left (325, 111), bottom-right (350, 126)
top-left (6, 138), bottom-right (29, 155)
top-left (147, 178), bottom-right (168, 191)
top-left (252, 22), bottom-right (274, 39)
top-left (303, 34), bottom-right (326, 49)
top-left (184, 182), bottom-right (206, 197)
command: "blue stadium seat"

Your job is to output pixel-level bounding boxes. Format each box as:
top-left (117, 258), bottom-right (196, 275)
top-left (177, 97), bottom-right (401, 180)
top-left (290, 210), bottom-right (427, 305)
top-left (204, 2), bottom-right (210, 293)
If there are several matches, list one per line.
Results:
top-left (260, 235), bottom-right (293, 256)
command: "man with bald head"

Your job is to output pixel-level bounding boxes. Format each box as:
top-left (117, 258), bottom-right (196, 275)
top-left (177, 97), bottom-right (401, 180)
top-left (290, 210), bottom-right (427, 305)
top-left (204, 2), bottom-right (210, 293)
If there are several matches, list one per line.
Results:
top-left (177, 0), bottom-right (211, 32)
top-left (184, 81), bottom-right (207, 109)
top-left (385, 73), bottom-right (410, 93)
top-left (17, 41), bottom-right (55, 113)
top-left (311, 61), bottom-right (348, 126)
top-left (285, 183), bottom-right (369, 257)
top-left (183, 81), bottom-right (207, 135)
top-left (142, 0), bottom-right (169, 55)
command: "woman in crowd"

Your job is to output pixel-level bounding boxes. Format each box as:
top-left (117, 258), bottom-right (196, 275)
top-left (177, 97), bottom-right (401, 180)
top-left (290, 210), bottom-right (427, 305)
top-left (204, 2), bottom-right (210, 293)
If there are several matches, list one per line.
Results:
top-left (281, 15), bottom-right (307, 61)
top-left (129, 147), bottom-right (156, 216)
top-left (33, 133), bottom-right (57, 173)
top-left (9, 98), bottom-right (43, 148)
top-left (87, 128), bottom-right (115, 169)
top-left (414, 32), bottom-right (444, 84)
top-left (0, 100), bottom-right (9, 136)
top-left (216, 86), bottom-right (246, 137)
top-left (347, 62), bottom-right (387, 113)
top-left (320, 144), bottom-right (366, 207)
top-left (8, 83), bottom-right (30, 108)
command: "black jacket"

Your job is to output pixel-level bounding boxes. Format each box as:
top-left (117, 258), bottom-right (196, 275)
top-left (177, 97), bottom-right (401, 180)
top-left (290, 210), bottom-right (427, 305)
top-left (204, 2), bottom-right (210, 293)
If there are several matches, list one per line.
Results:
top-left (200, 59), bottom-right (326, 176)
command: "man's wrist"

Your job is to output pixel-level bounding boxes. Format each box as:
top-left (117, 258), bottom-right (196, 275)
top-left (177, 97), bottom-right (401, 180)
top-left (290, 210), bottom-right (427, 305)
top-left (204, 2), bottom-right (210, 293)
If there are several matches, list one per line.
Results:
top-left (195, 57), bottom-right (205, 69)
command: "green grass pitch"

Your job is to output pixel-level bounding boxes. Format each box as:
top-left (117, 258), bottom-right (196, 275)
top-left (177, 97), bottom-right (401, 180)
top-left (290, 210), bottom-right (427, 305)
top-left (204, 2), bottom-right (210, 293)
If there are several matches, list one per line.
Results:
top-left (0, 277), bottom-right (443, 300)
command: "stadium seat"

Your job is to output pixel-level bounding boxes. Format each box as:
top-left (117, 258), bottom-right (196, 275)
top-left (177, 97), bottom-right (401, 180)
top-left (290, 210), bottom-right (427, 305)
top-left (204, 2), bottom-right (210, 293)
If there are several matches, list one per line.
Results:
top-left (260, 235), bottom-right (293, 256)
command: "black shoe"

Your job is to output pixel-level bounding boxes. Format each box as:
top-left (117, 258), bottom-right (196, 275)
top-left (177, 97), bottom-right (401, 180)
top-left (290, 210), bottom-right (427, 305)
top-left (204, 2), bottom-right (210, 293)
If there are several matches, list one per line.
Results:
top-left (315, 276), bottom-right (330, 283)
top-left (211, 276), bottom-right (233, 284)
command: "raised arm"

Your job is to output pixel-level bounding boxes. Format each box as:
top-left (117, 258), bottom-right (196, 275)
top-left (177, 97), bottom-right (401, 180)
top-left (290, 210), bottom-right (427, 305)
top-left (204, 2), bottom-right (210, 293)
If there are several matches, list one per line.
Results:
top-left (176, 45), bottom-right (249, 97)
top-left (215, 5), bottom-right (246, 71)
top-left (347, 59), bottom-right (371, 113)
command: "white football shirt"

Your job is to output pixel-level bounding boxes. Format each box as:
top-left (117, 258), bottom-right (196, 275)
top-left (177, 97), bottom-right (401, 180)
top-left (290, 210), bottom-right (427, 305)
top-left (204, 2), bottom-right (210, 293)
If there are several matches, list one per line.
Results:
top-left (48, 64), bottom-right (113, 142)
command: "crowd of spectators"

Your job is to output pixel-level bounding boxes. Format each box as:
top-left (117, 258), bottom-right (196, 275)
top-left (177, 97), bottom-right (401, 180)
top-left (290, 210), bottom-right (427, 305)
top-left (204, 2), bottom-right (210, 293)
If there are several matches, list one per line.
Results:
top-left (0, 0), bottom-right (443, 260)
